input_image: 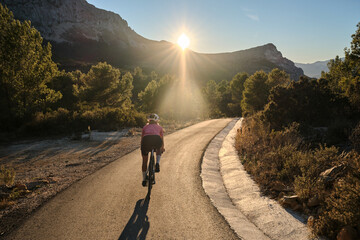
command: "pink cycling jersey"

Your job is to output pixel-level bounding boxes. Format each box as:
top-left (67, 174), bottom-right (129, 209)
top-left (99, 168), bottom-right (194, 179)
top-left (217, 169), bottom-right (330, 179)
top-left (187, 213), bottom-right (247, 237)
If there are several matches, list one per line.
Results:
top-left (142, 123), bottom-right (164, 137)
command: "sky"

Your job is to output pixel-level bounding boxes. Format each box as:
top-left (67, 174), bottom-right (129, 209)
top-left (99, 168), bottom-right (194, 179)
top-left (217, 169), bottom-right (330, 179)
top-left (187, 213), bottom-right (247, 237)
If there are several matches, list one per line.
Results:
top-left (87, 0), bottom-right (360, 63)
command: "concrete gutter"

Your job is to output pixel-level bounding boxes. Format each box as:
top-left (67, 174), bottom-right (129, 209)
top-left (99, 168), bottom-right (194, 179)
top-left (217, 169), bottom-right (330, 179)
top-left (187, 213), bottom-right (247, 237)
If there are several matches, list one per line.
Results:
top-left (201, 118), bottom-right (311, 240)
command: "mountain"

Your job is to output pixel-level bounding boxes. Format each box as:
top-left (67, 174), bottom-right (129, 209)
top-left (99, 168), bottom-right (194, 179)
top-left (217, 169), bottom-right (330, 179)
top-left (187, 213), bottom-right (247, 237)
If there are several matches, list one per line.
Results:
top-left (295, 60), bottom-right (330, 78)
top-left (1, 0), bottom-right (304, 82)
top-left (295, 58), bottom-right (344, 78)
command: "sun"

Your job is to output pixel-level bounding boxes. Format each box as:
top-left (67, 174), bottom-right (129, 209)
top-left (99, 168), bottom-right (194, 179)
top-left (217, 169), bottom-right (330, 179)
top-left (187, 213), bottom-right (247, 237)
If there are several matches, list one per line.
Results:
top-left (177, 33), bottom-right (190, 50)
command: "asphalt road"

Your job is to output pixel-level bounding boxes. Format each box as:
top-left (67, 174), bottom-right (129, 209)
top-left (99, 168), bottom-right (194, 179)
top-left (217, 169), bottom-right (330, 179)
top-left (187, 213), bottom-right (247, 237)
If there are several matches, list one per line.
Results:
top-left (8, 119), bottom-right (238, 240)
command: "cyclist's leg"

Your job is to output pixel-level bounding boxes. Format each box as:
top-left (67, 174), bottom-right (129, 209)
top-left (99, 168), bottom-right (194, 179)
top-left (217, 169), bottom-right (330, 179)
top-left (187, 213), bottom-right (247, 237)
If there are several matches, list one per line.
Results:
top-left (142, 153), bottom-right (148, 172)
top-left (156, 148), bottom-right (161, 163)
top-left (155, 136), bottom-right (163, 164)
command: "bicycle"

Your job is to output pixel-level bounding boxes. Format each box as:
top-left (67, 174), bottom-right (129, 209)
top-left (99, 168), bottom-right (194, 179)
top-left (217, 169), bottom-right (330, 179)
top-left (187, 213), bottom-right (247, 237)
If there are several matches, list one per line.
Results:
top-left (147, 148), bottom-right (156, 193)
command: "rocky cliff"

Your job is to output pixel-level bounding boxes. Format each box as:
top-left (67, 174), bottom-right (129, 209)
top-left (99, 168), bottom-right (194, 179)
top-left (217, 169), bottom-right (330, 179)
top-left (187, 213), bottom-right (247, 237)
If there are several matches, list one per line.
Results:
top-left (1, 0), bottom-right (148, 47)
top-left (1, 0), bottom-right (303, 81)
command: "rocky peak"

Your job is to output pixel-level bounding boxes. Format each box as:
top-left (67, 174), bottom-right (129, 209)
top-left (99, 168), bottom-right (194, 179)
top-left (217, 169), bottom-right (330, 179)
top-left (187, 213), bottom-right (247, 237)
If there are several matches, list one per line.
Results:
top-left (231, 43), bottom-right (303, 80)
top-left (0, 0), bottom-right (147, 47)
top-left (263, 44), bottom-right (301, 75)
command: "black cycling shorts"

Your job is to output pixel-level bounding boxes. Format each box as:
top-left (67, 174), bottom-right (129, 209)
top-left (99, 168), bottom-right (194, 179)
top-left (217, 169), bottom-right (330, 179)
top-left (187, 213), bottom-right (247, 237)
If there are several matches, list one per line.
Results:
top-left (141, 135), bottom-right (162, 156)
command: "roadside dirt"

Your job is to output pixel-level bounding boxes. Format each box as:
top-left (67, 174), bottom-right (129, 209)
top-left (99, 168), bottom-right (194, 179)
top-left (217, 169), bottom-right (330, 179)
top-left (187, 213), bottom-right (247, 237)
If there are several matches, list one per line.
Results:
top-left (0, 122), bottom-right (197, 237)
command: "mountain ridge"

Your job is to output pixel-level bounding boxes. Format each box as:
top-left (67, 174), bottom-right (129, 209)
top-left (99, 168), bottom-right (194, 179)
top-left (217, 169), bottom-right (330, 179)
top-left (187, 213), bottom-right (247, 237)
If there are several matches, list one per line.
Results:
top-left (295, 58), bottom-right (345, 78)
top-left (1, 0), bottom-right (304, 81)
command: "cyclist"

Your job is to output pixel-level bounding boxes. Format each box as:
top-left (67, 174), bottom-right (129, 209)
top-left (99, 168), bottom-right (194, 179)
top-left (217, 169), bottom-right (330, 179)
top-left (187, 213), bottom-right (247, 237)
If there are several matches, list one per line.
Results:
top-left (141, 113), bottom-right (165, 187)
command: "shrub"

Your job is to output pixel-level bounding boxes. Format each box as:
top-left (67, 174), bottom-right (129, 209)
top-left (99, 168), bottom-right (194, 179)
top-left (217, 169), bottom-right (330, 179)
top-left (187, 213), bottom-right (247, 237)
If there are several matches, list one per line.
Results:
top-left (294, 146), bottom-right (340, 203)
top-left (236, 116), bottom-right (360, 239)
top-left (236, 116), bottom-right (303, 188)
top-left (312, 151), bottom-right (360, 238)
top-left (0, 166), bottom-right (15, 187)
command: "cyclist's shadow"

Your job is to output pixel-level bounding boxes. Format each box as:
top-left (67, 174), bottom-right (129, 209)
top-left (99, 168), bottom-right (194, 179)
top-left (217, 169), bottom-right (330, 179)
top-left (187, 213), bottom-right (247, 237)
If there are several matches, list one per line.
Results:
top-left (118, 192), bottom-right (151, 240)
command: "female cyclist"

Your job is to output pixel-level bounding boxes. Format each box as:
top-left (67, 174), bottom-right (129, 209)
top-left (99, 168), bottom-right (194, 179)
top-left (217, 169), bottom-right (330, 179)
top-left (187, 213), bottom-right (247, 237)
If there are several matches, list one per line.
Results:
top-left (140, 113), bottom-right (165, 187)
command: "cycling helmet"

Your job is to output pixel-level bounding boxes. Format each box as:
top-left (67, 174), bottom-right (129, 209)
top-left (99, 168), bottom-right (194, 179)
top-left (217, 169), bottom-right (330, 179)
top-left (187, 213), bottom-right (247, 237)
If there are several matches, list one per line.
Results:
top-left (147, 113), bottom-right (160, 122)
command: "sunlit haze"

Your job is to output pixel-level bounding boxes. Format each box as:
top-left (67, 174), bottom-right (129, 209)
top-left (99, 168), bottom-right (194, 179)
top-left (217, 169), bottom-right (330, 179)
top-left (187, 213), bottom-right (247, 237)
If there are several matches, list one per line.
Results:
top-left (86, 0), bottom-right (359, 63)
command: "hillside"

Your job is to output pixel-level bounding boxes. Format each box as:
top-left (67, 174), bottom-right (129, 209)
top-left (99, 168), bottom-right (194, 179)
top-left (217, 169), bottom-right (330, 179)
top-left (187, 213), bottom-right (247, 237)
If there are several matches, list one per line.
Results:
top-left (1, 0), bottom-right (303, 81)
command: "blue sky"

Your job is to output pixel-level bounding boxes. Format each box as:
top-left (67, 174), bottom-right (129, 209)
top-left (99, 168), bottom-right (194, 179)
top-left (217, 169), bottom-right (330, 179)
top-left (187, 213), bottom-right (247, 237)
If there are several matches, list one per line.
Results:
top-left (87, 0), bottom-right (359, 63)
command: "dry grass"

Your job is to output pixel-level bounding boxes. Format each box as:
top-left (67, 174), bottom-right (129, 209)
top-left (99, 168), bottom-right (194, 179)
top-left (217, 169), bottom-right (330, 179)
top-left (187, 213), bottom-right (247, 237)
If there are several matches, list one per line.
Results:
top-left (236, 116), bottom-right (360, 239)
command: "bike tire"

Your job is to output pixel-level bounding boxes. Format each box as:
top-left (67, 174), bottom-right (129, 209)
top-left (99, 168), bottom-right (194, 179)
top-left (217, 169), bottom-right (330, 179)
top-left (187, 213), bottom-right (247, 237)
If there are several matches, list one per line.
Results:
top-left (148, 152), bottom-right (154, 192)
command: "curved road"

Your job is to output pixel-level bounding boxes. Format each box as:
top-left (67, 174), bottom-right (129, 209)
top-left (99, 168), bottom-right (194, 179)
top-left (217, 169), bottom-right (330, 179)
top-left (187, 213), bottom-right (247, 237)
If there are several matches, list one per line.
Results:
top-left (8, 119), bottom-right (238, 240)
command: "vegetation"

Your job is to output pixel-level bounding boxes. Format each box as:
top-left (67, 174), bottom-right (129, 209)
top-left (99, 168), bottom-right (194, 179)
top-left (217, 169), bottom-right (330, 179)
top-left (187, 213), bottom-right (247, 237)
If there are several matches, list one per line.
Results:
top-left (235, 22), bottom-right (360, 239)
top-left (0, 4), bottom-right (150, 136)
top-left (0, 166), bottom-right (15, 187)
top-left (1, 2), bottom-right (360, 237)
top-left (0, 4), bottom-right (61, 132)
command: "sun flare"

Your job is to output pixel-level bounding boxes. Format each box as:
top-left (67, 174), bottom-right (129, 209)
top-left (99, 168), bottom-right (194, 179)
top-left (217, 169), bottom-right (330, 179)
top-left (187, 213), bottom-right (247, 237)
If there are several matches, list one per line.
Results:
top-left (177, 33), bottom-right (190, 50)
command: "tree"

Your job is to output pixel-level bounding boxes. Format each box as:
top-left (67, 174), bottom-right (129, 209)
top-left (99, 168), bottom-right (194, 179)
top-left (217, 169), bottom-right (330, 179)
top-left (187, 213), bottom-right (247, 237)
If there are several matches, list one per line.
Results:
top-left (138, 74), bottom-right (176, 113)
top-left (263, 76), bottom-right (349, 130)
top-left (80, 62), bottom-right (133, 109)
top-left (228, 72), bottom-right (248, 116)
top-left (266, 68), bottom-right (291, 89)
top-left (131, 66), bottom-right (149, 103)
top-left (0, 4), bottom-right (61, 129)
top-left (241, 71), bottom-right (269, 115)
top-left (216, 80), bottom-right (232, 116)
top-left (138, 80), bottom-right (158, 112)
top-left (322, 22), bottom-right (360, 112)
top-left (48, 71), bottom-right (84, 110)
top-left (350, 22), bottom-right (360, 58)
top-left (203, 80), bottom-right (221, 117)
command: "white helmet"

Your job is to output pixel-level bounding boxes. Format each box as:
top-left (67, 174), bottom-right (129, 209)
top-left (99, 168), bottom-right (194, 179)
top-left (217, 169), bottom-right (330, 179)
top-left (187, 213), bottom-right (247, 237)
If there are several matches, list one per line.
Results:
top-left (147, 113), bottom-right (160, 122)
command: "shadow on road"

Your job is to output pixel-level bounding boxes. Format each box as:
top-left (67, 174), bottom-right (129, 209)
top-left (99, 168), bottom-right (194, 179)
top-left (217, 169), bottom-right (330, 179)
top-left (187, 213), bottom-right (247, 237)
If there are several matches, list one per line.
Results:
top-left (118, 192), bottom-right (151, 240)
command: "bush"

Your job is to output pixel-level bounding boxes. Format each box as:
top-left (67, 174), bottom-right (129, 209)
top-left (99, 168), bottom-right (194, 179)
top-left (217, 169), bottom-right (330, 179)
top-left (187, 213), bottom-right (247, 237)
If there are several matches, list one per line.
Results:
top-left (23, 107), bottom-right (147, 136)
top-left (25, 108), bottom-right (72, 135)
top-left (236, 116), bottom-right (303, 189)
top-left (294, 146), bottom-right (339, 201)
top-left (312, 151), bottom-right (360, 238)
top-left (236, 116), bottom-right (360, 239)
top-left (0, 166), bottom-right (15, 187)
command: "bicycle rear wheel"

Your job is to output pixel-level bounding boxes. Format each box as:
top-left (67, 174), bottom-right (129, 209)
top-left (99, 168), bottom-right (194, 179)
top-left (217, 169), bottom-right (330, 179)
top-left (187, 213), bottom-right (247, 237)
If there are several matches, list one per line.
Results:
top-left (148, 151), bottom-right (154, 192)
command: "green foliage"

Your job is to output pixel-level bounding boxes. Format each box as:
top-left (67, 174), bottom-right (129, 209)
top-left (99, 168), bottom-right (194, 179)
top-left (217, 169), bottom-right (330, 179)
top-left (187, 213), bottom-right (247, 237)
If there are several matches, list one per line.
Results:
top-left (262, 76), bottom-right (350, 131)
top-left (203, 80), bottom-right (222, 117)
top-left (227, 72), bottom-right (248, 116)
top-left (350, 22), bottom-right (360, 58)
top-left (241, 71), bottom-right (269, 115)
top-left (138, 80), bottom-right (158, 112)
top-left (266, 68), bottom-right (291, 88)
top-left (0, 4), bottom-right (61, 130)
top-left (132, 67), bottom-right (154, 104)
top-left (80, 62), bottom-right (133, 109)
top-left (322, 22), bottom-right (360, 113)
top-left (48, 71), bottom-right (85, 110)
top-left (27, 107), bottom-right (146, 135)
